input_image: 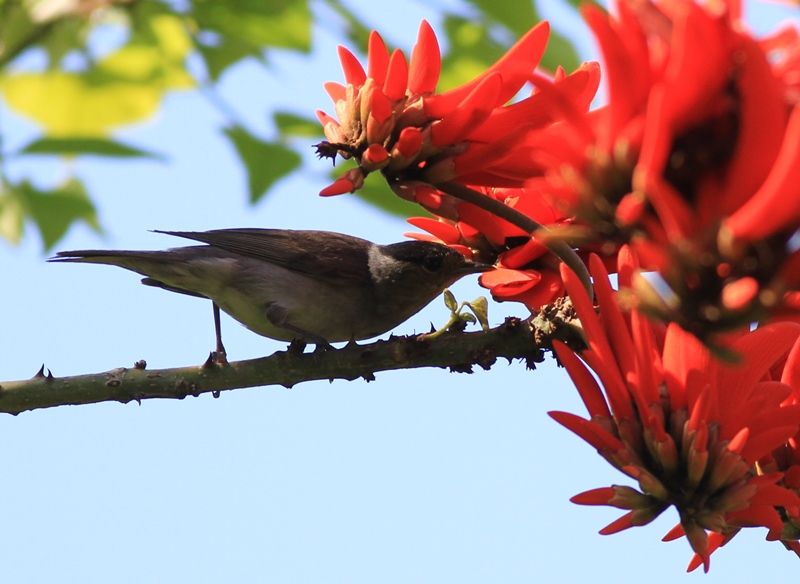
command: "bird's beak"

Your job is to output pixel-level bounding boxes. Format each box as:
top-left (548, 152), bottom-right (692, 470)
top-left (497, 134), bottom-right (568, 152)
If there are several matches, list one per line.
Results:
top-left (460, 261), bottom-right (494, 275)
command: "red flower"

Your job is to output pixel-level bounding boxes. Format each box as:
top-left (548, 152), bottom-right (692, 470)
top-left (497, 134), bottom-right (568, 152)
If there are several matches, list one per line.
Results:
top-left (528, 1), bottom-right (800, 339)
top-left (316, 20), bottom-right (600, 204)
top-left (552, 248), bottom-right (800, 571)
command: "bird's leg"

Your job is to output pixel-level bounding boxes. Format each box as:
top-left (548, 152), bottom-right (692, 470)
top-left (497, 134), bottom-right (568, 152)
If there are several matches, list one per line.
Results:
top-left (211, 302), bottom-right (228, 366)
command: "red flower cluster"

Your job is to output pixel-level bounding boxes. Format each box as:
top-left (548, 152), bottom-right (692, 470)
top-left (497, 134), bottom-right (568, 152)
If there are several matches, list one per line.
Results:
top-left (314, 4), bottom-right (800, 571)
top-left (317, 20), bottom-right (600, 309)
top-left (553, 250), bottom-right (800, 572)
top-left (535, 0), bottom-right (800, 339)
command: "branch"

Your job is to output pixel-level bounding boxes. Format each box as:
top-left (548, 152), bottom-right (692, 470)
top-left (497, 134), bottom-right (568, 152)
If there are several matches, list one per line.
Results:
top-left (0, 304), bottom-right (580, 415)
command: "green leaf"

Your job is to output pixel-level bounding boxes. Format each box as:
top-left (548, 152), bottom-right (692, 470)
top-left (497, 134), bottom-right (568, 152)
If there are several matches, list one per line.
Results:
top-left (224, 126), bottom-right (302, 203)
top-left (15, 179), bottom-right (101, 250)
top-left (196, 37), bottom-right (256, 81)
top-left (438, 16), bottom-right (503, 92)
top-left (464, 0), bottom-right (538, 38)
top-left (192, 0), bottom-right (312, 53)
top-left (352, 171), bottom-right (425, 219)
top-left (18, 137), bottom-right (165, 160)
top-left (320, 0), bottom-right (371, 54)
top-left (273, 111), bottom-right (322, 139)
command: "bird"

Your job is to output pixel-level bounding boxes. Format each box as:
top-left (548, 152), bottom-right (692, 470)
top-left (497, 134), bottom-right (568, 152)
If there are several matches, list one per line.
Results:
top-left (50, 228), bottom-right (490, 356)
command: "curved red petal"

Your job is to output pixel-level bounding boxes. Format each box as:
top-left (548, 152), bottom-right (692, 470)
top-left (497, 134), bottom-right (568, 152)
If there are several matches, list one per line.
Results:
top-left (384, 49), bottom-right (409, 100)
top-left (367, 30), bottom-right (390, 84)
top-left (337, 45), bottom-right (367, 87)
top-left (408, 20), bottom-right (441, 95)
top-left (424, 21), bottom-right (550, 118)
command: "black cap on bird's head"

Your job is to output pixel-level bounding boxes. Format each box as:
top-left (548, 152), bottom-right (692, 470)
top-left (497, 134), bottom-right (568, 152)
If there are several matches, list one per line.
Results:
top-left (380, 240), bottom-right (491, 277)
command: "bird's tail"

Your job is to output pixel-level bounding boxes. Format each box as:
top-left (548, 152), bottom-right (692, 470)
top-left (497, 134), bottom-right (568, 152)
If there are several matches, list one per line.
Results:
top-left (48, 249), bottom-right (166, 271)
top-left (49, 249), bottom-right (209, 298)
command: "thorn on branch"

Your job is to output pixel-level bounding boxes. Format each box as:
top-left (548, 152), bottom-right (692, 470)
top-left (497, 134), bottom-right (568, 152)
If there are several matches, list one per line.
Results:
top-left (46, 369), bottom-right (55, 381)
top-left (449, 363), bottom-right (474, 374)
top-left (33, 365), bottom-right (46, 379)
top-left (134, 360), bottom-right (147, 370)
top-left (361, 372), bottom-right (376, 382)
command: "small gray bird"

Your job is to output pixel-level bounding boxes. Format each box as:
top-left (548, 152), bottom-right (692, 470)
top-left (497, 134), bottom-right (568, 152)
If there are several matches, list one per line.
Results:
top-left (50, 228), bottom-right (489, 353)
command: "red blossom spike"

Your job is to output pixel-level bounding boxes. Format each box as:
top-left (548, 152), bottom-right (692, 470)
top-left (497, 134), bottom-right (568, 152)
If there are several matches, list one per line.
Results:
top-left (589, 254), bottom-right (639, 384)
top-left (324, 81), bottom-right (347, 103)
top-left (430, 73), bottom-right (502, 147)
top-left (406, 217), bottom-right (460, 243)
top-left (561, 263), bottom-right (633, 419)
top-left (337, 45), bottom-right (367, 87)
top-left (717, 322), bottom-right (800, 424)
top-left (362, 144), bottom-right (389, 170)
top-left (383, 49), bottom-right (409, 100)
top-left (395, 126), bottom-right (423, 158)
top-left (725, 105), bottom-right (800, 241)
top-left (599, 511), bottom-right (637, 535)
top-left (719, 35), bottom-right (787, 215)
top-left (408, 20), bottom-right (441, 94)
top-left (662, 523), bottom-right (685, 542)
top-left (598, 509), bottom-right (659, 535)
top-left (367, 30), bottom-right (390, 84)
top-left (480, 268), bottom-right (541, 298)
top-left (553, 341), bottom-right (612, 420)
top-left (319, 176), bottom-right (355, 196)
top-left (727, 427), bottom-right (749, 454)
top-left (498, 238), bottom-right (548, 269)
top-left (571, 487), bottom-right (616, 506)
top-left (548, 411), bottom-right (626, 453)
top-left (424, 21), bottom-right (550, 118)
top-left (740, 425), bottom-right (800, 464)
top-left (687, 531), bottom-right (730, 573)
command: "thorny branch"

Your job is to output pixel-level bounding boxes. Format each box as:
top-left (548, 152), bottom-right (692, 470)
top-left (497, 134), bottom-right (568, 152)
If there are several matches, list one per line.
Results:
top-left (0, 302), bottom-right (580, 415)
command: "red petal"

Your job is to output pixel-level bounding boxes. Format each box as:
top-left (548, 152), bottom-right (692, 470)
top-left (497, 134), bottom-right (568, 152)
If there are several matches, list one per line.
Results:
top-left (571, 487), bottom-right (615, 506)
top-left (324, 81), bottom-right (347, 103)
top-left (430, 73), bottom-right (502, 147)
top-left (384, 49), bottom-right (409, 100)
top-left (408, 20), bottom-right (441, 94)
top-left (424, 21), bottom-right (550, 118)
top-left (367, 30), bottom-right (390, 84)
top-left (553, 341), bottom-right (612, 419)
top-left (319, 176), bottom-right (354, 196)
top-left (548, 410), bottom-right (626, 454)
top-left (406, 217), bottom-right (460, 243)
top-left (337, 45), bottom-right (366, 87)
top-left (724, 105), bottom-right (800, 240)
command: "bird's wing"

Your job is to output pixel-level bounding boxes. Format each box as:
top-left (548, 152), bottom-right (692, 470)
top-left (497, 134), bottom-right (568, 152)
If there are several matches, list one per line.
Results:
top-left (155, 228), bottom-right (372, 282)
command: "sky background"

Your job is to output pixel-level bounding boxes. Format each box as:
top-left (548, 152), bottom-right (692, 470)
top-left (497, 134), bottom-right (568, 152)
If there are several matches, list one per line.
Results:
top-left (1, 1), bottom-right (799, 582)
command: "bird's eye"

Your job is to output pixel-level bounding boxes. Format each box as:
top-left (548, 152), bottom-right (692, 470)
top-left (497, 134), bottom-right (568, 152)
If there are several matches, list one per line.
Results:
top-left (422, 255), bottom-right (443, 271)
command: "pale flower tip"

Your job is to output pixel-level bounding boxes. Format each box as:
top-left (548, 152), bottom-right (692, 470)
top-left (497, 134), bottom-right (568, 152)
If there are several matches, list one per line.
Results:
top-left (319, 177), bottom-right (355, 196)
top-left (721, 276), bottom-right (759, 311)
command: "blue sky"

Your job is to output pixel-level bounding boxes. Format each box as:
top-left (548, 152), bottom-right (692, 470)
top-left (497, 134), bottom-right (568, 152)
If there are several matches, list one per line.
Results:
top-left (1, 1), bottom-right (799, 582)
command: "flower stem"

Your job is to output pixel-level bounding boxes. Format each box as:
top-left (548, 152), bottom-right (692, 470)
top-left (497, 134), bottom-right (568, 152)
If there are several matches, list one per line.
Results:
top-left (436, 181), bottom-right (593, 297)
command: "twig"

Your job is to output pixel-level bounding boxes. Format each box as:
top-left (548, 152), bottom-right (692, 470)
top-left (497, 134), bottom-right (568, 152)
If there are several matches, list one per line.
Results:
top-left (0, 309), bottom-right (581, 415)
